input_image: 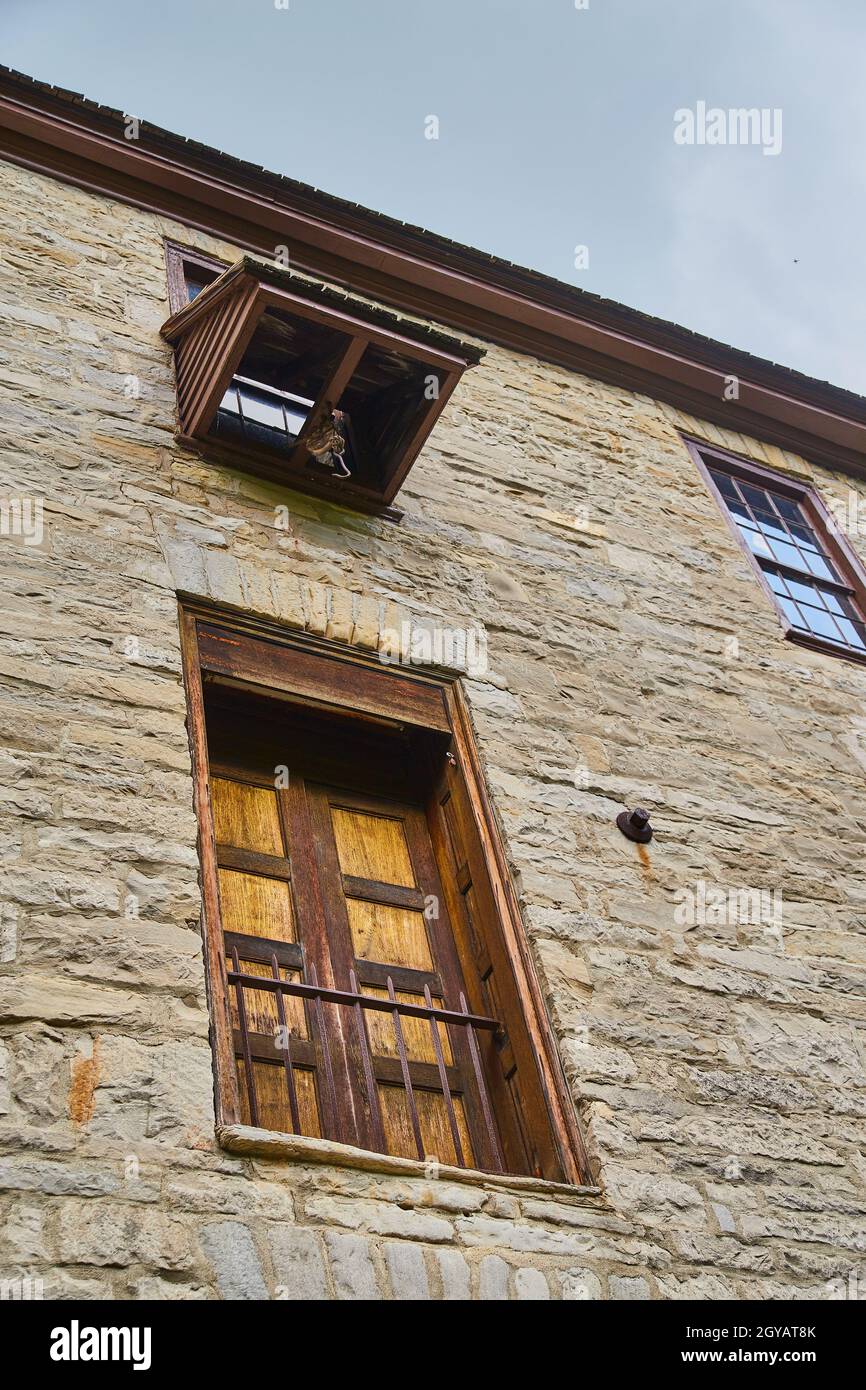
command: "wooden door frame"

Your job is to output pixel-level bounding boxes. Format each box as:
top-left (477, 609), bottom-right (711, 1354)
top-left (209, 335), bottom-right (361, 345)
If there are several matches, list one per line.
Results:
top-left (179, 599), bottom-right (590, 1185)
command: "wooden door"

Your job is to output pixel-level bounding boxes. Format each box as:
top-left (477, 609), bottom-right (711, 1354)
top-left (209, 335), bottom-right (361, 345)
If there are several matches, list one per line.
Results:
top-left (211, 763), bottom-right (505, 1169)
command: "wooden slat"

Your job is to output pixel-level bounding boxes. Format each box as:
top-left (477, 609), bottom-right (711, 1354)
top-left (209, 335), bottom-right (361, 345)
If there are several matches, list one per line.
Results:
top-left (216, 844), bottom-right (291, 880)
top-left (372, 1056), bottom-right (462, 1091)
top-left (234, 1028), bottom-right (315, 1068)
top-left (354, 959), bottom-right (440, 995)
top-left (224, 931), bottom-right (302, 972)
top-left (174, 278), bottom-right (260, 437)
top-left (342, 875), bottom-right (425, 911)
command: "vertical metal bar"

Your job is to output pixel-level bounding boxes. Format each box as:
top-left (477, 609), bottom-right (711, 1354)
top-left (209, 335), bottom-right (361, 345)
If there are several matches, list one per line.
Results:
top-left (271, 952), bottom-right (301, 1135)
top-left (387, 976), bottom-right (425, 1161)
top-left (308, 962), bottom-right (339, 1142)
top-left (424, 984), bottom-right (465, 1168)
top-left (231, 945), bottom-right (258, 1128)
top-left (350, 969), bottom-right (387, 1154)
top-left (460, 991), bottom-right (504, 1172)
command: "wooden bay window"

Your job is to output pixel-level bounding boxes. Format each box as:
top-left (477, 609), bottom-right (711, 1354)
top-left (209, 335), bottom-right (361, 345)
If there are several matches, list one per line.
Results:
top-left (180, 605), bottom-right (588, 1184)
top-left (162, 244), bottom-right (483, 515)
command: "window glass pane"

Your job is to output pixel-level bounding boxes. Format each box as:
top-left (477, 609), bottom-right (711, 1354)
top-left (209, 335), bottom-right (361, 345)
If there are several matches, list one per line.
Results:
top-left (821, 589), bottom-right (846, 617)
top-left (838, 593), bottom-right (863, 622)
top-left (770, 494), bottom-right (802, 523)
top-left (764, 568), bottom-right (789, 597)
top-left (777, 595), bottom-right (804, 628)
top-left (751, 509), bottom-right (791, 542)
top-left (785, 575), bottom-right (821, 606)
top-left (786, 519), bottom-right (822, 552)
top-left (739, 483), bottom-right (773, 513)
top-left (839, 619), bottom-right (861, 650)
top-left (835, 617), bottom-right (866, 650)
top-left (766, 537), bottom-right (809, 570)
top-left (799, 602), bottom-right (843, 642)
top-left (709, 469), bottom-right (739, 501)
top-left (740, 525), bottom-right (774, 558)
top-left (237, 387), bottom-right (285, 430)
top-left (727, 496), bottom-right (753, 525)
top-left (803, 550), bottom-right (837, 583)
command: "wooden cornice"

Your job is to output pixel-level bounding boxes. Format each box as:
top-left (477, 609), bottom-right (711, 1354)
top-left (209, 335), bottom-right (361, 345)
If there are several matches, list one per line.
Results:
top-left (2, 66), bottom-right (866, 477)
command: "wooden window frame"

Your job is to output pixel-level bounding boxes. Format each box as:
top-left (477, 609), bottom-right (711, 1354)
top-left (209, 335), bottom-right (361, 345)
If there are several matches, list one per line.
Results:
top-left (687, 436), bottom-right (866, 667)
top-left (161, 242), bottom-right (481, 516)
top-left (179, 600), bottom-right (589, 1185)
top-left (164, 240), bottom-right (226, 314)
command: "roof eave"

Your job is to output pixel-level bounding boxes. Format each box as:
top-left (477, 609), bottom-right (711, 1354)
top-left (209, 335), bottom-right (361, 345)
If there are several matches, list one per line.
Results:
top-left (1, 65), bottom-right (864, 477)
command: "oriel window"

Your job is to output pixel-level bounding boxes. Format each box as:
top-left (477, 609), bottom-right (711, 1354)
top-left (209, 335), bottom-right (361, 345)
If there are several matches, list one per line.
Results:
top-left (163, 243), bottom-right (482, 516)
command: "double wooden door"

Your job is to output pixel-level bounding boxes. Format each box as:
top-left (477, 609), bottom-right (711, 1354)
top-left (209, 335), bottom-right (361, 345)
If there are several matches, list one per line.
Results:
top-left (211, 764), bottom-right (502, 1169)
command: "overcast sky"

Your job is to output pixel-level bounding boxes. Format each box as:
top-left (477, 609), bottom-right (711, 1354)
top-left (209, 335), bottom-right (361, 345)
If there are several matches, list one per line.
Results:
top-left (3, 0), bottom-right (864, 392)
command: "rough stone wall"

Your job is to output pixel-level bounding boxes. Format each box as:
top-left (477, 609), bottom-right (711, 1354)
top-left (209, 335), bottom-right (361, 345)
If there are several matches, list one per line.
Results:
top-left (0, 157), bottom-right (864, 1301)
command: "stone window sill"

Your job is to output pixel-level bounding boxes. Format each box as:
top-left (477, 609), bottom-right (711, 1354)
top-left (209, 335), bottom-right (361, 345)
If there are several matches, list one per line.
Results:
top-left (217, 1124), bottom-right (603, 1204)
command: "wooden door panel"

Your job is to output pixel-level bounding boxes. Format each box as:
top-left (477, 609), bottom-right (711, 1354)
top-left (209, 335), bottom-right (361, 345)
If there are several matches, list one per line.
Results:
top-left (212, 776), bottom-right (284, 856)
top-left (229, 953), bottom-right (308, 1040)
top-left (345, 899), bottom-right (434, 972)
top-left (211, 771), bottom-right (351, 1141)
top-left (311, 782), bottom-right (503, 1170)
top-left (218, 868), bottom-right (295, 944)
top-left (363, 985), bottom-right (453, 1065)
top-left (379, 1084), bottom-right (474, 1168)
top-left (239, 1059), bottom-right (321, 1137)
top-left (331, 805), bottom-right (416, 885)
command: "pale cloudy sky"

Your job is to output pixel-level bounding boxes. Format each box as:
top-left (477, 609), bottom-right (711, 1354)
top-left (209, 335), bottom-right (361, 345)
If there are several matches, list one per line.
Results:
top-left (3, 0), bottom-right (864, 392)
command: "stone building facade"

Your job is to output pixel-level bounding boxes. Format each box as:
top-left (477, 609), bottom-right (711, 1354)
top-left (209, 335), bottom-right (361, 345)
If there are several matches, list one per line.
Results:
top-left (0, 69), bottom-right (864, 1301)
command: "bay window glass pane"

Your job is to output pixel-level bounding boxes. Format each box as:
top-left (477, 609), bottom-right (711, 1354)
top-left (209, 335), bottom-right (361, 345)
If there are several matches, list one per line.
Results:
top-left (785, 576), bottom-right (818, 606)
top-left (741, 527), bottom-right (773, 557)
